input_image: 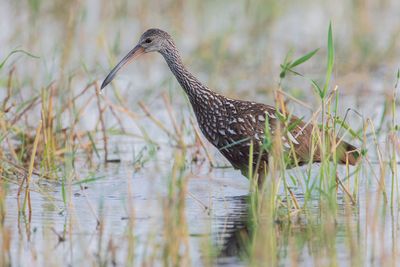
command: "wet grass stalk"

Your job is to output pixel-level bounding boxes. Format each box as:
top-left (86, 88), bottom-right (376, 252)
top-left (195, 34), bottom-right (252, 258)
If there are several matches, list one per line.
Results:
top-left (40, 86), bottom-right (58, 177)
top-left (315, 23), bottom-right (338, 208)
top-left (344, 196), bottom-right (362, 266)
top-left (246, 121), bottom-right (284, 265)
top-left (17, 119), bottom-right (42, 217)
top-left (189, 116), bottom-right (215, 167)
top-left (367, 119), bottom-right (388, 203)
top-left (0, 163), bottom-right (11, 266)
top-left (138, 101), bottom-right (179, 143)
top-left (125, 176), bottom-right (136, 267)
top-left (162, 145), bottom-right (191, 266)
top-left (241, 22), bottom-right (370, 266)
top-left (389, 69), bottom-right (400, 208)
top-left (95, 83), bottom-right (109, 163)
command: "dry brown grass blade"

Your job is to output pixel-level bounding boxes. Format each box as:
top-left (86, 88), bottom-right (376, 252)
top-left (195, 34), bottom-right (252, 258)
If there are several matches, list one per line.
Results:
top-left (294, 86), bottom-right (338, 139)
top-left (16, 120), bottom-right (42, 219)
top-left (138, 101), bottom-right (178, 142)
top-left (277, 88), bottom-right (313, 110)
top-left (2, 67), bottom-right (14, 111)
top-left (101, 93), bottom-right (139, 121)
top-left (51, 82), bottom-right (95, 122)
top-left (336, 174), bottom-right (356, 205)
top-left (95, 83), bottom-right (108, 162)
top-left (107, 105), bottom-right (126, 132)
top-left (9, 96), bottom-right (41, 126)
top-left (288, 187), bottom-right (300, 209)
top-left (162, 93), bottom-right (182, 138)
top-left (3, 158), bottom-right (52, 179)
top-left (189, 117), bottom-right (215, 167)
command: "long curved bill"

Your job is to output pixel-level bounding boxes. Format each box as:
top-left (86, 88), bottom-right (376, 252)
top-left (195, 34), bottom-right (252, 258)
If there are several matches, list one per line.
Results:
top-left (101, 44), bottom-right (145, 90)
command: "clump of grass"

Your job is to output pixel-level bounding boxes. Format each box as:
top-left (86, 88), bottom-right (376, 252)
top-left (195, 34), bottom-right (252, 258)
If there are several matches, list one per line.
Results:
top-left (389, 69), bottom-right (400, 208)
top-left (161, 132), bottom-right (191, 266)
top-left (236, 22), bottom-right (374, 266)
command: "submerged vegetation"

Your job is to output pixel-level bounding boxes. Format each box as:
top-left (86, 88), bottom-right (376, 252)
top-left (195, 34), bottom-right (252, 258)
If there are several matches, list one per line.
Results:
top-left (1, 0), bottom-right (400, 266)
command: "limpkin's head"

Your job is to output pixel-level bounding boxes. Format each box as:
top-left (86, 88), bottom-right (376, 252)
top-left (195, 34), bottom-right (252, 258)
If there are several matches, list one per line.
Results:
top-left (101, 28), bottom-right (173, 90)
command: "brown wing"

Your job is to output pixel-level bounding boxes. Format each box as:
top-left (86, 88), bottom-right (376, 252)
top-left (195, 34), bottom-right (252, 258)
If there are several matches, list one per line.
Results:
top-left (205, 98), bottom-right (359, 175)
top-left (219, 100), bottom-right (276, 171)
top-left (224, 100), bottom-right (320, 169)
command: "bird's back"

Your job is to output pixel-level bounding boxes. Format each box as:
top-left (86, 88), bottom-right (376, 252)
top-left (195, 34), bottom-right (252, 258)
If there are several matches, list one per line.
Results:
top-left (190, 92), bottom-right (358, 176)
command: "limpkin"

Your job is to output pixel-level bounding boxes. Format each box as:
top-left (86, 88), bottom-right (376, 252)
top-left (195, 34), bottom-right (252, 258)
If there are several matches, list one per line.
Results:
top-left (101, 28), bottom-right (359, 185)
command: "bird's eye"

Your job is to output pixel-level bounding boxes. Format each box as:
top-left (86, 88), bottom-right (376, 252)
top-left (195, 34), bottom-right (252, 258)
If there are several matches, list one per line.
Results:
top-left (145, 38), bottom-right (152, 44)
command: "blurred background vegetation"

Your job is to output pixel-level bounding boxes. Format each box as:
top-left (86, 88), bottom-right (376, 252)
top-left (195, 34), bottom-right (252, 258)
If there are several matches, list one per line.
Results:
top-left (1, 0), bottom-right (400, 266)
top-left (2, 0), bottom-right (399, 99)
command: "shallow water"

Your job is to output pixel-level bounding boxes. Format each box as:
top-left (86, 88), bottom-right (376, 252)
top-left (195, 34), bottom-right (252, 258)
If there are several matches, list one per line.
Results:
top-left (4, 154), bottom-right (248, 266)
top-left (3, 145), bottom-right (400, 266)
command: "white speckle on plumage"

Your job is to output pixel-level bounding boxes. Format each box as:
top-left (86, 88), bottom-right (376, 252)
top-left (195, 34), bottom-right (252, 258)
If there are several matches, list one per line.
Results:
top-left (258, 115), bottom-right (265, 121)
top-left (218, 129), bottom-right (226, 135)
top-left (238, 117), bottom-right (245, 123)
top-left (269, 114), bottom-right (276, 119)
top-left (287, 132), bottom-right (299, 145)
top-left (227, 128), bottom-right (236, 135)
top-left (213, 136), bottom-right (219, 146)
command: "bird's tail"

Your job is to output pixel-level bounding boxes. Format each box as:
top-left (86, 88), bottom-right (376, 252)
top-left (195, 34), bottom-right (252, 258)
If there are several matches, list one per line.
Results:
top-left (336, 140), bottom-right (361, 165)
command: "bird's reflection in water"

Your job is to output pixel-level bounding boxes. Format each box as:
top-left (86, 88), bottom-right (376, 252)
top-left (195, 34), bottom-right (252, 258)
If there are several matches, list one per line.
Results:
top-left (219, 222), bottom-right (250, 258)
top-left (214, 195), bottom-right (250, 261)
top-left (213, 192), bottom-right (358, 266)
top-left (214, 193), bottom-right (307, 262)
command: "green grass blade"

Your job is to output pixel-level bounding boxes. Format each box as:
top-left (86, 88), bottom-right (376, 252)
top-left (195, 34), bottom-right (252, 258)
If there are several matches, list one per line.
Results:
top-left (323, 22), bottom-right (334, 97)
top-left (290, 48), bottom-right (319, 68)
top-left (0, 49), bottom-right (39, 70)
top-left (73, 175), bottom-right (106, 185)
top-left (311, 79), bottom-right (323, 97)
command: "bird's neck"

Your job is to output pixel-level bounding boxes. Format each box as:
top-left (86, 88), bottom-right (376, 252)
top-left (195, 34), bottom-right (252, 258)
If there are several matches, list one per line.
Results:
top-left (160, 44), bottom-right (227, 144)
top-left (160, 47), bottom-right (213, 101)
